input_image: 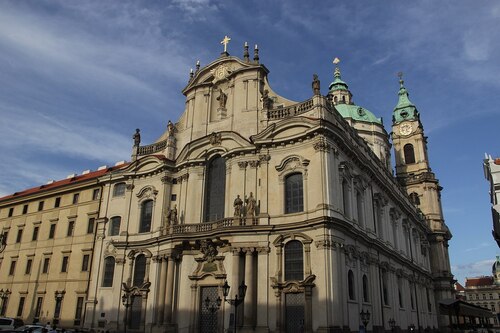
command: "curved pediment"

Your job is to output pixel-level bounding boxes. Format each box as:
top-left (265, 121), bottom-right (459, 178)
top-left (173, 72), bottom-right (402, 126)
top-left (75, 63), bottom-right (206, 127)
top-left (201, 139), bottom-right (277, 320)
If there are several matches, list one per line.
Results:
top-left (120, 155), bottom-right (167, 177)
top-left (252, 117), bottom-right (321, 144)
top-left (182, 56), bottom-right (268, 95)
top-left (176, 131), bottom-right (254, 163)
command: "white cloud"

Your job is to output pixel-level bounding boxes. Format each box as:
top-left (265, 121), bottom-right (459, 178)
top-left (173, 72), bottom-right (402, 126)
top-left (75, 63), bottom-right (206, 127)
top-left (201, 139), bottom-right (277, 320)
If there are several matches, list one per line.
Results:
top-left (452, 258), bottom-right (496, 283)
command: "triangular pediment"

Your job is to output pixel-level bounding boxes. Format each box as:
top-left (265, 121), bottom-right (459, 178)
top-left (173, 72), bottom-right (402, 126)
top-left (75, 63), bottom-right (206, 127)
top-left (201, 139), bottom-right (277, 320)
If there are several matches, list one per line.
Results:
top-left (118, 155), bottom-right (168, 177)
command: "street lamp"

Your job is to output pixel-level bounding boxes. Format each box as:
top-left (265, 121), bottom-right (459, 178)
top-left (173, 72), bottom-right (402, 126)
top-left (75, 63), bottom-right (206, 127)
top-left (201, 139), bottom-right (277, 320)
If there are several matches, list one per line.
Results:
top-left (409, 324), bottom-right (416, 332)
top-left (121, 290), bottom-right (134, 333)
top-left (0, 289), bottom-right (10, 316)
top-left (389, 318), bottom-right (396, 332)
top-left (360, 309), bottom-right (371, 330)
top-left (222, 280), bottom-right (247, 333)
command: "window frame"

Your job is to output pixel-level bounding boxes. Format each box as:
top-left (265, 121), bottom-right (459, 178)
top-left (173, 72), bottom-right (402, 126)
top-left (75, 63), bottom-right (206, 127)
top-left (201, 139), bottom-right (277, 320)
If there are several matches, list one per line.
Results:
top-left (284, 173), bottom-right (304, 214)
top-left (113, 183), bottom-right (126, 197)
top-left (102, 256), bottom-right (115, 287)
top-left (139, 200), bottom-right (153, 233)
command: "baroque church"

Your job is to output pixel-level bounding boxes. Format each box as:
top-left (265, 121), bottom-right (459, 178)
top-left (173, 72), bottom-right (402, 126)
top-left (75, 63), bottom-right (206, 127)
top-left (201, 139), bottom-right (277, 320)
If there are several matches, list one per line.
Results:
top-left (0, 39), bottom-right (454, 333)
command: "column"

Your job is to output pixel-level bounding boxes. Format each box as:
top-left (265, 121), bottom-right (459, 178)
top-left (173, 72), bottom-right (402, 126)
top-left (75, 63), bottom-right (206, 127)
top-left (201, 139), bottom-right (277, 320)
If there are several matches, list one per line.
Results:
top-left (243, 249), bottom-right (255, 327)
top-left (231, 248), bottom-right (241, 329)
top-left (256, 248), bottom-right (270, 329)
top-left (156, 257), bottom-right (167, 324)
top-left (164, 256), bottom-right (175, 324)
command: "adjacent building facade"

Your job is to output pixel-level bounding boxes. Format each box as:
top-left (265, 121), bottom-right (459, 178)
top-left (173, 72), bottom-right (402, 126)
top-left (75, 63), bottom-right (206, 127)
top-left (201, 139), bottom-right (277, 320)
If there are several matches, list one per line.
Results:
top-left (0, 43), bottom-right (454, 333)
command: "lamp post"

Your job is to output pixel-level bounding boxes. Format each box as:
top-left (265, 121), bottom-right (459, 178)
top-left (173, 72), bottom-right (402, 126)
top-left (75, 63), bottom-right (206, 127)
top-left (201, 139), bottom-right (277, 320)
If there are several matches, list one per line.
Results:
top-left (204, 295), bottom-right (222, 332)
top-left (409, 324), bottom-right (416, 332)
top-left (0, 289), bottom-right (10, 316)
top-left (222, 280), bottom-right (247, 333)
top-left (121, 290), bottom-right (134, 333)
top-left (360, 309), bottom-right (371, 331)
top-left (389, 318), bottom-right (396, 332)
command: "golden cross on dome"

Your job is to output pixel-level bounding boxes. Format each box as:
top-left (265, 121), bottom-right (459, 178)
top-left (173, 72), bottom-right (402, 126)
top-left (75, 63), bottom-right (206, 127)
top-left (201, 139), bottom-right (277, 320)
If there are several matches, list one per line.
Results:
top-left (397, 71), bottom-right (403, 80)
top-left (333, 57), bottom-right (340, 65)
top-left (221, 35), bottom-right (231, 53)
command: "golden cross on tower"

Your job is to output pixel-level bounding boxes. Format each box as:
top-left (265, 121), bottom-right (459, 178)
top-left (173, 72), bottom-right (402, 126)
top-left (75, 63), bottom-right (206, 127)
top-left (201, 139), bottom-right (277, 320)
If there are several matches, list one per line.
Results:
top-left (333, 57), bottom-right (340, 65)
top-left (221, 35), bottom-right (231, 53)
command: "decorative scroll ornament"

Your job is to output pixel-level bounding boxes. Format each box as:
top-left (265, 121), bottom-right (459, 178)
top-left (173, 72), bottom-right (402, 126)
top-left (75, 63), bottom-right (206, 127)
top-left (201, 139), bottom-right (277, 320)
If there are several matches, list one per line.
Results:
top-left (200, 239), bottom-right (218, 263)
top-left (0, 232), bottom-right (6, 253)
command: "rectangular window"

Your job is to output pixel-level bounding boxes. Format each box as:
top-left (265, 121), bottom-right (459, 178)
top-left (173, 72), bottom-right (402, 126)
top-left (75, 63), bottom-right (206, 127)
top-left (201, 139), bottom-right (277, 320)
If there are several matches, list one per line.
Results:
top-left (67, 221), bottom-right (75, 237)
top-left (92, 189), bottom-right (100, 200)
top-left (2, 232), bottom-right (8, 244)
top-left (42, 258), bottom-right (50, 274)
top-left (74, 297), bottom-right (84, 326)
top-left (73, 193), bottom-right (80, 204)
top-left (34, 297), bottom-right (43, 319)
top-left (0, 297), bottom-right (7, 316)
top-left (32, 226), bottom-right (39, 241)
top-left (22, 204), bottom-right (28, 214)
top-left (8, 207), bottom-right (14, 217)
top-left (87, 218), bottom-right (95, 234)
top-left (16, 297), bottom-right (25, 317)
top-left (38, 201), bottom-right (44, 211)
top-left (171, 194), bottom-right (177, 201)
top-left (49, 224), bottom-right (56, 239)
top-left (9, 260), bottom-right (16, 275)
top-left (82, 254), bottom-right (90, 272)
top-left (61, 256), bottom-right (69, 273)
top-left (54, 197), bottom-right (61, 208)
top-left (16, 229), bottom-right (23, 243)
top-left (25, 259), bottom-right (32, 274)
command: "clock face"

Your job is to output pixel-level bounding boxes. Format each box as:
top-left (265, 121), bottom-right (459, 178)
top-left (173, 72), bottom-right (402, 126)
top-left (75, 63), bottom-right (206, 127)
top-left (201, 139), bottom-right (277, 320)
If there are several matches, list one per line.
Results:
top-left (400, 123), bottom-right (413, 135)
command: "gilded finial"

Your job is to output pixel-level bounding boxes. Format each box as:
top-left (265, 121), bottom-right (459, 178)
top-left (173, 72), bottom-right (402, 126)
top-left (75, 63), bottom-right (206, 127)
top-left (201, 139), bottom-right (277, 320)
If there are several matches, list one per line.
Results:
top-left (189, 68), bottom-right (194, 80)
top-left (333, 57), bottom-right (341, 78)
top-left (243, 42), bottom-right (249, 62)
top-left (254, 44), bottom-right (259, 64)
top-left (397, 71), bottom-right (404, 87)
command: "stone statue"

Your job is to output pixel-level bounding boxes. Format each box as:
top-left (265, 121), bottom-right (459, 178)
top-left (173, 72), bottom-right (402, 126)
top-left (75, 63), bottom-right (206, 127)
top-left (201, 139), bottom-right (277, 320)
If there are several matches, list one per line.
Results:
top-left (233, 195), bottom-right (243, 217)
top-left (167, 120), bottom-right (175, 137)
top-left (245, 192), bottom-right (256, 217)
top-left (200, 239), bottom-right (218, 263)
top-left (312, 74), bottom-right (320, 95)
top-left (133, 128), bottom-right (141, 147)
top-left (262, 89), bottom-right (272, 110)
top-left (167, 205), bottom-right (178, 225)
top-left (216, 88), bottom-right (227, 109)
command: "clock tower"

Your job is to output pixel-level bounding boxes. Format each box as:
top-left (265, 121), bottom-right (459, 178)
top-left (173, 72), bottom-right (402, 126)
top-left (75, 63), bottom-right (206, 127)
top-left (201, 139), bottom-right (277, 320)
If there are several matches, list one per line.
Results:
top-left (391, 75), bottom-right (454, 325)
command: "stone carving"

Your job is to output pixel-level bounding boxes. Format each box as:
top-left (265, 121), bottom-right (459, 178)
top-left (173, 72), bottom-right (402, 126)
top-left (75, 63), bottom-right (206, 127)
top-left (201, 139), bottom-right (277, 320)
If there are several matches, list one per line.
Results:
top-left (133, 128), bottom-right (141, 147)
top-left (233, 195), bottom-right (243, 217)
top-left (0, 232), bottom-right (7, 253)
top-left (313, 139), bottom-right (331, 152)
top-left (210, 64), bottom-right (232, 84)
top-left (209, 132), bottom-right (222, 145)
top-left (245, 192), bottom-right (256, 217)
top-left (167, 120), bottom-right (175, 137)
top-left (238, 161), bottom-right (248, 169)
top-left (216, 88), bottom-right (227, 109)
top-left (312, 74), bottom-right (320, 95)
top-left (200, 239), bottom-right (218, 263)
top-left (167, 205), bottom-right (178, 225)
top-left (248, 160), bottom-right (260, 168)
top-left (261, 89), bottom-right (273, 110)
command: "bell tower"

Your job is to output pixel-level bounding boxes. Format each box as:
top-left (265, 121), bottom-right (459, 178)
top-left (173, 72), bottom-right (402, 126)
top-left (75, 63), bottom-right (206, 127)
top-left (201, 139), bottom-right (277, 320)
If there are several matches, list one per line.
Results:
top-left (391, 74), bottom-right (454, 327)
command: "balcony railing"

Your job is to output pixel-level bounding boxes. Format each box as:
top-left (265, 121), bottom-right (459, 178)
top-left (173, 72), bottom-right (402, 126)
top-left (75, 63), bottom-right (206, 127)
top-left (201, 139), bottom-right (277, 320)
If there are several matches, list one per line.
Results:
top-left (168, 217), bottom-right (259, 235)
top-left (267, 98), bottom-right (314, 120)
top-left (137, 139), bottom-right (169, 156)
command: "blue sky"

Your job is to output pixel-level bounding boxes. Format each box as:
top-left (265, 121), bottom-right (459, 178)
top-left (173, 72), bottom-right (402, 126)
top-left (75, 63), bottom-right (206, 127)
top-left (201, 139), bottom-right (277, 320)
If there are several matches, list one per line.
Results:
top-left (1, 0), bottom-right (499, 284)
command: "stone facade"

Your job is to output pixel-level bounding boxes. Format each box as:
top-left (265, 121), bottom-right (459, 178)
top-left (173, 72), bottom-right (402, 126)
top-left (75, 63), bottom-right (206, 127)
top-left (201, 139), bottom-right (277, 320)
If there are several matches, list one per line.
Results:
top-left (0, 45), bottom-right (454, 333)
top-left (484, 155), bottom-right (500, 247)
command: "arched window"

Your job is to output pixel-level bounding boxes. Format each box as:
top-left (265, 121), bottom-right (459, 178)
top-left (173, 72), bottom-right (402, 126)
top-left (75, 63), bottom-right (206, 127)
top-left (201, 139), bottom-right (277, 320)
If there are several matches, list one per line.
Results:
top-left (113, 182), bottom-right (126, 197)
top-left (342, 180), bottom-right (350, 217)
top-left (285, 240), bottom-right (303, 280)
top-left (356, 190), bottom-right (364, 226)
top-left (285, 173), bottom-right (303, 214)
top-left (409, 192), bottom-right (420, 206)
top-left (133, 254), bottom-right (146, 286)
top-left (109, 216), bottom-right (121, 236)
top-left (102, 257), bottom-right (115, 287)
top-left (348, 270), bottom-right (355, 300)
top-left (204, 156), bottom-right (226, 222)
top-left (404, 144), bottom-right (416, 164)
top-left (139, 200), bottom-right (153, 233)
top-left (362, 274), bottom-right (369, 302)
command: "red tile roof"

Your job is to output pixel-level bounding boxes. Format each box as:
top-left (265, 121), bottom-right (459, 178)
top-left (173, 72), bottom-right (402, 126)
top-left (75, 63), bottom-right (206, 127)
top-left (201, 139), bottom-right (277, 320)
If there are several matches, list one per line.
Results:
top-left (0, 163), bottom-right (129, 203)
top-left (465, 276), bottom-right (494, 287)
top-left (455, 282), bottom-right (465, 291)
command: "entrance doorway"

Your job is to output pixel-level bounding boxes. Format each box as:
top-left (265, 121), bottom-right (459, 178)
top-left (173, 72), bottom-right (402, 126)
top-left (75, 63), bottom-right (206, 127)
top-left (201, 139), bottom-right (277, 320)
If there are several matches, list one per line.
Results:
top-left (285, 293), bottom-right (305, 333)
top-left (200, 286), bottom-right (219, 333)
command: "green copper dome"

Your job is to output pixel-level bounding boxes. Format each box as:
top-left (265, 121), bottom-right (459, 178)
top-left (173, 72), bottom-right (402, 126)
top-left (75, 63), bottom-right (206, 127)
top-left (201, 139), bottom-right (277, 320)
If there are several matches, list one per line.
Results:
top-left (335, 104), bottom-right (382, 124)
top-left (328, 67), bottom-right (349, 92)
top-left (393, 78), bottom-right (419, 124)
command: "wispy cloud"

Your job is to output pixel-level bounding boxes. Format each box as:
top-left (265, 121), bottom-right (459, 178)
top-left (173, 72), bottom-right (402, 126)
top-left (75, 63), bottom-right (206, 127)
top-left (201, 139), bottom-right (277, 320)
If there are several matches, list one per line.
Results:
top-left (452, 258), bottom-right (496, 283)
top-left (464, 242), bottom-right (494, 253)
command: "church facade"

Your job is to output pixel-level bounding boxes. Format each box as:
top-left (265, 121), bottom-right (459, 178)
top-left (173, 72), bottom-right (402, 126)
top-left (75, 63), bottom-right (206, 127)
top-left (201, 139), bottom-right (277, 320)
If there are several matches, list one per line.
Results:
top-left (0, 41), bottom-right (454, 333)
